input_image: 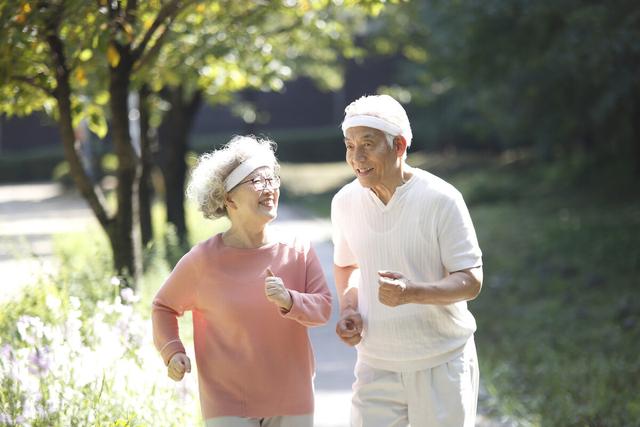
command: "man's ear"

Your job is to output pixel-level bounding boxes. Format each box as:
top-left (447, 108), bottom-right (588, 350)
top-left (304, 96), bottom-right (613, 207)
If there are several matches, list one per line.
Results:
top-left (394, 136), bottom-right (408, 158)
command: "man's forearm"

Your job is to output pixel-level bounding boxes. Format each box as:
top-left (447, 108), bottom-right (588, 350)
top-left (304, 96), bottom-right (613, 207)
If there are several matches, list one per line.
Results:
top-left (407, 267), bottom-right (483, 305)
top-left (334, 264), bottom-right (359, 313)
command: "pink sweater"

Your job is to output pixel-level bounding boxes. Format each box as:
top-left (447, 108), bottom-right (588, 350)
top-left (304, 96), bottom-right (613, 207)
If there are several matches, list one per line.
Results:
top-left (152, 233), bottom-right (332, 420)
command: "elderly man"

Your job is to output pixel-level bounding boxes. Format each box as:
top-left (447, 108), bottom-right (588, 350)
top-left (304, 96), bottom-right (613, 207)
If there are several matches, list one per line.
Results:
top-left (331, 94), bottom-right (483, 427)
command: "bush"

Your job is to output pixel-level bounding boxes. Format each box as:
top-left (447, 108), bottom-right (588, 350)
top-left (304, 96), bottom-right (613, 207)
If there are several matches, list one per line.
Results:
top-left (0, 147), bottom-right (64, 183)
top-left (0, 223), bottom-right (202, 426)
top-left (0, 289), bottom-right (200, 426)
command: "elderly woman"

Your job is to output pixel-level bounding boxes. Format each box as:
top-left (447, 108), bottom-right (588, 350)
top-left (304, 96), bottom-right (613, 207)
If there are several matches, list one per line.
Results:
top-left (152, 135), bottom-right (332, 427)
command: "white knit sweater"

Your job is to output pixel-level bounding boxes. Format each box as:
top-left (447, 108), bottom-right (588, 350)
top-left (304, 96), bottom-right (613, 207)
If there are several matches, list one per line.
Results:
top-left (331, 168), bottom-right (483, 371)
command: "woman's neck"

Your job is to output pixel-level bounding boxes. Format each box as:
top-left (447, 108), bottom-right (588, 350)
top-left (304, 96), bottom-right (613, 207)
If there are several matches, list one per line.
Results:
top-left (222, 223), bottom-right (270, 248)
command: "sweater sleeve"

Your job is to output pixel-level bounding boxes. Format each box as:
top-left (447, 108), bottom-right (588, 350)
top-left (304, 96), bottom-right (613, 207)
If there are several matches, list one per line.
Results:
top-left (151, 248), bottom-right (200, 365)
top-left (283, 244), bottom-right (332, 327)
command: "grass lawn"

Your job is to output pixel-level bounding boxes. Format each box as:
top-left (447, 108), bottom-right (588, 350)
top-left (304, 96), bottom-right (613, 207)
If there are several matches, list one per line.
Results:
top-left (281, 151), bottom-right (640, 426)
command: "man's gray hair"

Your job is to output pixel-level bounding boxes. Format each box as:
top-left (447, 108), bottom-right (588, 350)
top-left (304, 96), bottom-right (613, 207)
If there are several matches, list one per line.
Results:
top-left (186, 135), bottom-right (279, 219)
top-left (342, 94), bottom-right (413, 149)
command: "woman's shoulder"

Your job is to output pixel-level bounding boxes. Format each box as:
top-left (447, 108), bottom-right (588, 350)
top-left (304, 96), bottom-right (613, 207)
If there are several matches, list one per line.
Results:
top-left (183, 234), bottom-right (222, 262)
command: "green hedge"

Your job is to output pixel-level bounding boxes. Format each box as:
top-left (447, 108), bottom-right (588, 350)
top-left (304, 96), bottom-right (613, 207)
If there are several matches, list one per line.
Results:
top-left (0, 146), bottom-right (65, 183)
top-left (0, 126), bottom-right (347, 183)
top-left (190, 126), bottom-right (346, 163)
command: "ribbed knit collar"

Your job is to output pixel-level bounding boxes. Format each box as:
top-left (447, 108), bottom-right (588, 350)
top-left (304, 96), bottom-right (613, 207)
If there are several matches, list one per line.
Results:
top-left (366, 173), bottom-right (417, 212)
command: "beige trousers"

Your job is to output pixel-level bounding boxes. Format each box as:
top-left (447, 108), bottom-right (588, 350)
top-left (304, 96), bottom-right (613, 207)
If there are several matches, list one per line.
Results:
top-left (351, 338), bottom-right (479, 427)
top-left (205, 414), bottom-right (313, 427)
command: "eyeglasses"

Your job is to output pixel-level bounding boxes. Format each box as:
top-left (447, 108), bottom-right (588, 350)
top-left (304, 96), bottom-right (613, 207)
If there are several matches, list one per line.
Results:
top-left (237, 175), bottom-right (281, 192)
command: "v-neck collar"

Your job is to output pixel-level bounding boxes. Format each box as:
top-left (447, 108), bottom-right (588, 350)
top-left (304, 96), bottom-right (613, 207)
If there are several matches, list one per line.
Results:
top-left (366, 173), bottom-right (416, 212)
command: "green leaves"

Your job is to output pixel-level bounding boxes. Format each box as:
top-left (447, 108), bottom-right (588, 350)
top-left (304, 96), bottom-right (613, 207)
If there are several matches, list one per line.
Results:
top-left (361, 0), bottom-right (640, 160)
top-left (1, 0), bottom-right (387, 140)
top-left (78, 49), bottom-right (93, 62)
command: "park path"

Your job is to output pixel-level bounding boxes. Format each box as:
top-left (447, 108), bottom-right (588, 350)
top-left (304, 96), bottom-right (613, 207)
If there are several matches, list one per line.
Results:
top-left (0, 182), bottom-right (505, 427)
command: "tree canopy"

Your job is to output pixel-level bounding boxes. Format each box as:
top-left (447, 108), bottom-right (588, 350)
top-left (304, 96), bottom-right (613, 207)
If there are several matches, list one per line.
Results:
top-left (370, 0), bottom-right (640, 167)
top-left (0, 0), bottom-right (392, 280)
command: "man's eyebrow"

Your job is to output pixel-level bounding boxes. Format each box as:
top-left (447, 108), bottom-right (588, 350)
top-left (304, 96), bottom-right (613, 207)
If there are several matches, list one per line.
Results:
top-left (345, 133), bottom-right (377, 142)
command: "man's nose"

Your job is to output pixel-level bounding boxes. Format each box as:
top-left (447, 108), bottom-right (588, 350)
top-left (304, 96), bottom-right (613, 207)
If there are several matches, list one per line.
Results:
top-left (354, 147), bottom-right (367, 161)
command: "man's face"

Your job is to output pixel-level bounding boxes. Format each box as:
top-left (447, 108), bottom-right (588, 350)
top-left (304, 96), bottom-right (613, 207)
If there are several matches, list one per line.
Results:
top-left (344, 126), bottom-right (398, 189)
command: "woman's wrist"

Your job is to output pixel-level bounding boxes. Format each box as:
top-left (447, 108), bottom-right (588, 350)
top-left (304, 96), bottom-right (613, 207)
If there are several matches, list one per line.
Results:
top-left (281, 291), bottom-right (293, 311)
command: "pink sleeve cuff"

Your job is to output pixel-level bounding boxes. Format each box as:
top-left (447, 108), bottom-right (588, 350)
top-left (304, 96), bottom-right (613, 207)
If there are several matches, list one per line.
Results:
top-left (160, 340), bottom-right (186, 365)
top-left (280, 289), bottom-right (302, 319)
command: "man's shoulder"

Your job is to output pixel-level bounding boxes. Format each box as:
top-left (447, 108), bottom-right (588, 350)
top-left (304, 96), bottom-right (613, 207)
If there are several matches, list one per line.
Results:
top-left (332, 179), bottom-right (362, 205)
top-left (410, 168), bottom-right (462, 201)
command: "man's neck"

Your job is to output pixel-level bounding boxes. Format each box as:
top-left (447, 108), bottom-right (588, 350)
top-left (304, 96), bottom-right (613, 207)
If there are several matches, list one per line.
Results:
top-left (370, 166), bottom-right (413, 205)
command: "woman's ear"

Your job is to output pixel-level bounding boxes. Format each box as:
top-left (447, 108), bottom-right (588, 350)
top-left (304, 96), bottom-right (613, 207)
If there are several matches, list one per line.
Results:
top-left (224, 193), bottom-right (237, 211)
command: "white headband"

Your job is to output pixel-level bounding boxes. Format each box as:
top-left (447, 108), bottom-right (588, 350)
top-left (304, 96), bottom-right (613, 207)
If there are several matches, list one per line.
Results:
top-left (224, 155), bottom-right (273, 192)
top-left (341, 115), bottom-right (403, 137)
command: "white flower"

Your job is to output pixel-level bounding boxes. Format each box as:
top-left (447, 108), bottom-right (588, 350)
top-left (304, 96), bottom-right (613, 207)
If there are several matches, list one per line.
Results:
top-left (45, 294), bottom-right (61, 311)
top-left (69, 296), bottom-right (81, 310)
top-left (16, 316), bottom-right (46, 346)
top-left (120, 287), bottom-right (139, 304)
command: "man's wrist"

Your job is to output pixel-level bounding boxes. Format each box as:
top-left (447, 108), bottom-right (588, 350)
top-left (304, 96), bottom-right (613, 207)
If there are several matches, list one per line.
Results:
top-left (406, 280), bottom-right (432, 304)
top-left (340, 305), bottom-right (358, 316)
top-left (402, 278), bottom-right (413, 303)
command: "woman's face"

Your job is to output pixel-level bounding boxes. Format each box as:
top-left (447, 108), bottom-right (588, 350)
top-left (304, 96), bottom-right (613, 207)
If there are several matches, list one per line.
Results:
top-left (227, 166), bottom-right (280, 223)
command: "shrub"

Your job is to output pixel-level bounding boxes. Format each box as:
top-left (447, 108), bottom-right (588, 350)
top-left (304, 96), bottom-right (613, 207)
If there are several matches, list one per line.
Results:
top-left (0, 287), bottom-right (200, 427)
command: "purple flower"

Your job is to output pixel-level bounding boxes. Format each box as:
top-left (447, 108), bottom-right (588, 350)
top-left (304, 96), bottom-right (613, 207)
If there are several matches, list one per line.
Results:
top-left (0, 343), bottom-right (13, 360)
top-left (27, 347), bottom-right (51, 375)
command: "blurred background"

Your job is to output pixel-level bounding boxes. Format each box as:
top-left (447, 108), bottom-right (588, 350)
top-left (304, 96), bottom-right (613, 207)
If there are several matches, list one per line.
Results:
top-left (1, 1), bottom-right (639, 426)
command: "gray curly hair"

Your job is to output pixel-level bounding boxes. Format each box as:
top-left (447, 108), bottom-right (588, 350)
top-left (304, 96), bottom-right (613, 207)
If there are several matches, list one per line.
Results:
top-left (186, 135), bottom-right (279, 219)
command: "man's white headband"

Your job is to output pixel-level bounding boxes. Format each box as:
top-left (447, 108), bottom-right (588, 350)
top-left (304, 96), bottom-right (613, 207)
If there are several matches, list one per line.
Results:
top-left (224, 155), bottom-right (273, 192)
top-left (341, 115), bottom-right (402, 137)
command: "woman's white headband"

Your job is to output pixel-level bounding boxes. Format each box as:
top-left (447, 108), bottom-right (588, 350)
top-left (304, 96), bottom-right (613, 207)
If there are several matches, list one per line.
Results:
top-left (341, 115), bottom-right (403, 137)
top-left (224, 155), bottom-right (273, 192)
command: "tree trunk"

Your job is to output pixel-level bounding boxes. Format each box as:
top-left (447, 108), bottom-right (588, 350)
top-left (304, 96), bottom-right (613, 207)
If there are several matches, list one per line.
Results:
top-left (47, 33), bottom-right (115, 268)
top-left (160, 86), bottom-right (203, 245)
top-left (633, 94), bottom-right (640, 177)
top-left (110, 57), bottom-right (142, 284)
top-left (138, 84), bottom-right (154, 248)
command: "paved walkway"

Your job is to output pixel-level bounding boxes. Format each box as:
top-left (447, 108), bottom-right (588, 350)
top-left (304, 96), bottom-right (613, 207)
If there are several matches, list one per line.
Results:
top-left (0, 182), bottom-right (505, 427)
top-left (0, 183), bottom-right (96, 301)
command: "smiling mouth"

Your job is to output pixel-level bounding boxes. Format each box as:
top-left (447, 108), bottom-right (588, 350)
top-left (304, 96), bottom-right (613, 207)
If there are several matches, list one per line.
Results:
top-left (259, 198), bottom-right (275, 207)
top-left (356, 167), bottom-right (373, 176)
